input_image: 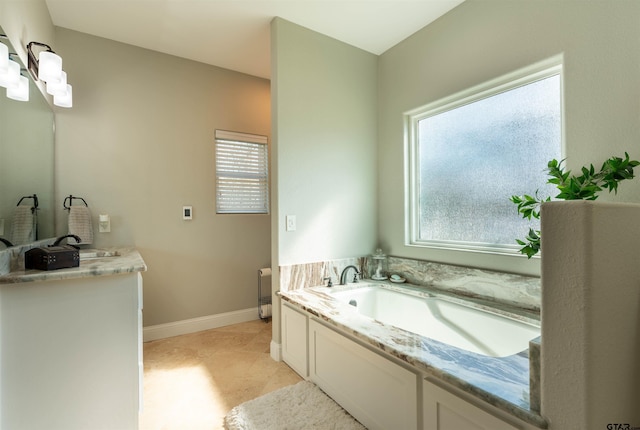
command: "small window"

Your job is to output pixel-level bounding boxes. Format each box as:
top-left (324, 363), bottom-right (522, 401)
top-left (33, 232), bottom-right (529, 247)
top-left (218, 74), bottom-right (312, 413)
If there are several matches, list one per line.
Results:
top-left (405, 58), bottom-right (563, 254)
top-left (215, 129), bottom-right (269, 214)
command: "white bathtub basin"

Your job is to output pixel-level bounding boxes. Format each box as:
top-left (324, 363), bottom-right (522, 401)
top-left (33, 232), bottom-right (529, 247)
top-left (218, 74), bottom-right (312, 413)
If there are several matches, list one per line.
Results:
top-left (329, 285), bottom-right (539, 358)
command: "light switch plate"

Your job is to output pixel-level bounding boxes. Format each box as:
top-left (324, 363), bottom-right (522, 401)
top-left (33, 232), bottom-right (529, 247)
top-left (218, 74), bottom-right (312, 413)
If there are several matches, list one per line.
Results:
top-left (183, 206), bottom-right (193, 220)
top-left (98, 214), bottom-right (111, 233)
top-left (286, 215), bottom-right (296, 231)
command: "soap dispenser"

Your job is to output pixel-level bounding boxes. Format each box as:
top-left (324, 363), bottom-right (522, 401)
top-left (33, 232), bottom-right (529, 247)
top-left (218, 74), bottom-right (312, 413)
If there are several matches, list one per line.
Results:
top-left (370, 248), bottom-right (388, 280)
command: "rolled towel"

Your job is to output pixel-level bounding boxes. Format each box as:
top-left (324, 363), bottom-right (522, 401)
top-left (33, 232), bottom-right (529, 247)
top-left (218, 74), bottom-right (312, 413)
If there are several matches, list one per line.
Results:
top-left (68, 205), bottom-right (93, 245)
top-left (10, 205), bottom-right (36, 245)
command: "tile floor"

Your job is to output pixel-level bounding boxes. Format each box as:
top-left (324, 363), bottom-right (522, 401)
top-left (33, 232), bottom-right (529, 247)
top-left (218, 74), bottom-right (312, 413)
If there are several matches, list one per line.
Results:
top-left (139, 320), bottom-right (302, 430)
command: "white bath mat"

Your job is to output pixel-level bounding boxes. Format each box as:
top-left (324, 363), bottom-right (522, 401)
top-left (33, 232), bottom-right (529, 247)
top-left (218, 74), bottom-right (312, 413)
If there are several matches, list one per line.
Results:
top-left (224, 381), bottom-right (367, 430)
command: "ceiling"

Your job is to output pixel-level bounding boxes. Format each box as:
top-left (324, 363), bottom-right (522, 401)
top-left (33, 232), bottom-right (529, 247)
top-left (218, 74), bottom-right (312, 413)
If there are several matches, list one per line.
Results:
top-left (45, 0), bottom-right (464, 79)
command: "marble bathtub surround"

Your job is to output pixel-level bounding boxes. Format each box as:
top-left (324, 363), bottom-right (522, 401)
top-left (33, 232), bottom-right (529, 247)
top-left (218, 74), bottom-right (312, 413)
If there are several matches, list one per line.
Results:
top-left (386, 256), bottom-right (541, 311)
top-left (279, 282), bottom-right (546, 428)
top-left (279, 257), bottom-right (365, 292)
top-left (280, 255), bottom-right (541, 312)
top-left (528, 337), bottom-right (542, 413)
top-left (0, 247), bottom-right (146, 283)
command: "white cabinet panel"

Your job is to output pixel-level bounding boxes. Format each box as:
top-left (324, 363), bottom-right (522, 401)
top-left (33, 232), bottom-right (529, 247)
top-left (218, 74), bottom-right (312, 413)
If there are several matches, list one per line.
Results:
top-left (281, 303), bottom-right (308, 377)
top-left (0, 273), bottom-right (142, 430)
top-left (280, 302), bottom-right (536, 430)
top-left (309, 319), bottom-right (419, 430)
top-left (423, 380), bottom-right (519, 430)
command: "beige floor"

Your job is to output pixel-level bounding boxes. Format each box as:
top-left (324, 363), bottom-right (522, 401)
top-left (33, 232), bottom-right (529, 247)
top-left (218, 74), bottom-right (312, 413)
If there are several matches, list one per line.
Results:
top-left (139, 319), bottom-right (303, 430)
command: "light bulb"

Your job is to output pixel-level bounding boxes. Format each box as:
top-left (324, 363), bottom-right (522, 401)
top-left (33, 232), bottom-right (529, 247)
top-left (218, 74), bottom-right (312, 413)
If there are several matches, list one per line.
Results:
top-left (7, 75), bottom-right (29, 101)
top-left (46, 70), bottom-right (67, 96)
top-left (38, 50), bottom-right (62, 82)
top-left (53, 84), bottom-right (72, 108)
top-left (0, 60), bottom-right (21, 89)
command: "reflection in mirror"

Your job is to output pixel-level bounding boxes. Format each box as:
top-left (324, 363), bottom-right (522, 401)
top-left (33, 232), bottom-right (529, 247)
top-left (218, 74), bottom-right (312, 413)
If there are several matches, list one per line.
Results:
top-left (0, 27), bottom-right (55, 247)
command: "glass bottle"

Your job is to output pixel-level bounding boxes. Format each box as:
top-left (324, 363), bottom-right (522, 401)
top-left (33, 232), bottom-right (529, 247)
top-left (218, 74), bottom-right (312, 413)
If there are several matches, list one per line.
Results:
top-left (370, 248), bottom-right (388, 280)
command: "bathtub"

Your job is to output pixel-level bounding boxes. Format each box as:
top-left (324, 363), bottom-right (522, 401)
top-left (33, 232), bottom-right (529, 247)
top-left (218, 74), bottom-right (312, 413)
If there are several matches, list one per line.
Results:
top-left (329, 284), bottom-right (540, 358)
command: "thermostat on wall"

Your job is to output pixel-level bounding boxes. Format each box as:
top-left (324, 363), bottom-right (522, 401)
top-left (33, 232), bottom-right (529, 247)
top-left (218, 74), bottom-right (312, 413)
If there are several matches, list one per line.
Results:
top-left (183, 206), bottom-right (193, 220)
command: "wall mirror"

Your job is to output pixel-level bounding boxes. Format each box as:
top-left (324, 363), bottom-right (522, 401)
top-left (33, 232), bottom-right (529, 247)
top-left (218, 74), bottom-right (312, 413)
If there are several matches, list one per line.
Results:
top-left (0, 26), bottom-right (55, 247)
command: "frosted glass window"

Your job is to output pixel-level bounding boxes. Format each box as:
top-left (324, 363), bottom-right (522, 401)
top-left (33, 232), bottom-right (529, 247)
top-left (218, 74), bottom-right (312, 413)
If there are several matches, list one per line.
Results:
top-left (406, 61), bottom-right (562, 254)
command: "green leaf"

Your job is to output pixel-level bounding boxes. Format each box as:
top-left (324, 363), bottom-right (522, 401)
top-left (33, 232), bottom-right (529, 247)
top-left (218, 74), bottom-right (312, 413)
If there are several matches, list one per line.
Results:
top-left (510, 152), bottom-right (639, 258)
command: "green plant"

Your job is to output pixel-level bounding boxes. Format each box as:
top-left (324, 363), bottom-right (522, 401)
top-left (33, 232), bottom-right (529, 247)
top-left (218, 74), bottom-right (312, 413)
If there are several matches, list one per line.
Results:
top-left (511, 152), bottom-right (640, 258)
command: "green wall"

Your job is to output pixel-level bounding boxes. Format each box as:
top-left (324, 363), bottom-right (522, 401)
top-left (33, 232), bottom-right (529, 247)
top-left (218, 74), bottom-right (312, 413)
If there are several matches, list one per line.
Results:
top-left (270, 18), bottom-right (378, 345)
top-left (272, 18), bottom-right (378, 267)
top-left (378, 0), bottom-right (640, 276)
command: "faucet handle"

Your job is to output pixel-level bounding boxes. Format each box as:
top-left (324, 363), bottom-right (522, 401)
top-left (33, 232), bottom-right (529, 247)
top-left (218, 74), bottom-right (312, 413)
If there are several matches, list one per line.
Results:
top-left (352, 271), bottom-right (360, 283)
top-left (323, 277), bottom-right (333, 287)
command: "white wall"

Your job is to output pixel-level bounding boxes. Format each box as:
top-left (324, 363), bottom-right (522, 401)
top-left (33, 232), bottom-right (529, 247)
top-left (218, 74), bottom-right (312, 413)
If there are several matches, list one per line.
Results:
top-left (378, 0), bottom-right (640, 277)
top-left (54, 28), bottom-right (272, 326)
top-left (541, 201), bottom-right (640, 428)
top-left (270, 18), bottom-right (378, 344)
top-left (272, 18), bottom-right (378, 266)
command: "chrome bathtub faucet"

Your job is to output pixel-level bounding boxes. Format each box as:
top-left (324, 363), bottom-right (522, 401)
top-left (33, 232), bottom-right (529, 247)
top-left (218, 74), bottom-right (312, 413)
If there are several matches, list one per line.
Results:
top-left (340, 265), bottom-right (361, 285)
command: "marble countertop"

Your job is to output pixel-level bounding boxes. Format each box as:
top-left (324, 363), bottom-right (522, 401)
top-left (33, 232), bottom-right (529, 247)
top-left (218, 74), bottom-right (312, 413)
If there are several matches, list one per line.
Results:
top-left (0, 248), bottom-right (147, 284)
top-left (280, 282), bottom-right (547, 429)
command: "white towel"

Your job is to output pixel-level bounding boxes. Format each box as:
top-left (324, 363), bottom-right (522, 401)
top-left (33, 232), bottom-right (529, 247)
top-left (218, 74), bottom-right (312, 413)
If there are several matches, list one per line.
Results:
top-left (68, 206), bottom-right (93, 245)
top-left (10, 205), bottom-right (36, 245)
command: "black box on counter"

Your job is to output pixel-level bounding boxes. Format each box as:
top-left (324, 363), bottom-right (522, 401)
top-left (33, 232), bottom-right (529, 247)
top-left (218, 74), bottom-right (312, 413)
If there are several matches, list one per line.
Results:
top-left (25, 246), bottom-right (80, 271)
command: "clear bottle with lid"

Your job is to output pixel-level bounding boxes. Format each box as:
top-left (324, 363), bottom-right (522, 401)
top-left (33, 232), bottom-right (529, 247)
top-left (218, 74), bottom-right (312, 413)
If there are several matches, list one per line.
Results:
top-left (370, 248), bottom-right (388, 280)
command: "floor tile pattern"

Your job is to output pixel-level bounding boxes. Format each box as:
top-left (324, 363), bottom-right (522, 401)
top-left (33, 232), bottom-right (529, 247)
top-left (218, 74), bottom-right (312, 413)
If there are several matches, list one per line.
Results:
top-left (140, 320), bottom-right (302, 430)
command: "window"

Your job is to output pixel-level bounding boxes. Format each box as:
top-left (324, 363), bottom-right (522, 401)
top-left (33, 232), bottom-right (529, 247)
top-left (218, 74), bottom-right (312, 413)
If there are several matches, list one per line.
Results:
top-left (215, 129), bottom-right (269, 214)
top-left (405, 59), bottom-right (563, 254)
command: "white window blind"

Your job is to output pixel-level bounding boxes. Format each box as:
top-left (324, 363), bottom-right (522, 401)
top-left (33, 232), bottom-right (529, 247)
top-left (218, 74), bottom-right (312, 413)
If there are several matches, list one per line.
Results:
top-left (215, 129), bottom-right (269, 214)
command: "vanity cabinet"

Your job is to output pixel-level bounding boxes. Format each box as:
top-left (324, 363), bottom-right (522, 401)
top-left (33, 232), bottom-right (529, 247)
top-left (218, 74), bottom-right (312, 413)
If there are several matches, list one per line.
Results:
top-left (0, 272), bottom-right (143, 430)
top-left (281, 302), bottom-right (309, 377)
top-left (309, 319), bottom-right (419, 430)
top-left (422, 380), bottom-right (520, 430)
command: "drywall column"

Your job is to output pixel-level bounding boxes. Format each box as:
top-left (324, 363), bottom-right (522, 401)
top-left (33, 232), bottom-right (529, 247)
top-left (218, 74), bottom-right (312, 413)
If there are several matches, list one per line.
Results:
top-left (541, 201), bottom-right (640, 429)
top-left (270, 17), bottom-right (378, 359)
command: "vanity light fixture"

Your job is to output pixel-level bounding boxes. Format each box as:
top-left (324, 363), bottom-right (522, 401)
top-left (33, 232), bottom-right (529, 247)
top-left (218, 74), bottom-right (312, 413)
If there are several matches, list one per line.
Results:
top-left (27, 41), bottom-right (72, 108)
top-left (0, 39), bottom-right (29, 102)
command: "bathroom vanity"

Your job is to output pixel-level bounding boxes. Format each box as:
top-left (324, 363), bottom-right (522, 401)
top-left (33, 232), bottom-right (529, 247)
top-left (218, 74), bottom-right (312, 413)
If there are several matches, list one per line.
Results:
top-left (0, 248), bottom-right (146, 430)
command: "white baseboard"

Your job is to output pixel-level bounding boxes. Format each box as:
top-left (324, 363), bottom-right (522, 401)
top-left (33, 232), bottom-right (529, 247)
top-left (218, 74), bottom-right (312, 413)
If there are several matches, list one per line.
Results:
top-left (143, 307), bottom-right (259, 342)
top-left (270, 340), bottom-right (282, 361)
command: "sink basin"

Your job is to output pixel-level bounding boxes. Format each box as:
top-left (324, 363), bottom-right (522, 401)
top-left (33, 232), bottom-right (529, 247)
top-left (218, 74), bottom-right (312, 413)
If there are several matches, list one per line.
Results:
top-left (79, 249), bottom-right (120, 260)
